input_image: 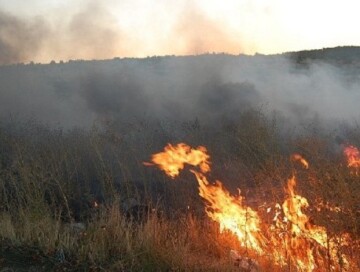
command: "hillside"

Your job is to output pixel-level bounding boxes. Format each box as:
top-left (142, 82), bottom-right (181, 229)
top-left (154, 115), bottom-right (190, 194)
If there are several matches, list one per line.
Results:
top-left (0, 46), bottom-right (359, 130)
top-left (284, 46), bottom-right (360, 64)
top-left (0, 46), bottom-right (359, 271)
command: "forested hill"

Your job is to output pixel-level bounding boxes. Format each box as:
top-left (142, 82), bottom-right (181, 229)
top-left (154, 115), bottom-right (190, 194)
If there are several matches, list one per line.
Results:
top-left (0, 46), bottom-right (359, 129)
top-left (1, 46), bottom-right (360, 68)
top-left (283, 46), bottom-right (360, 64)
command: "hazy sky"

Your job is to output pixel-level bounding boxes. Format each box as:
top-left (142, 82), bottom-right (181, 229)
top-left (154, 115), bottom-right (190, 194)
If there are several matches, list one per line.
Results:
top-left (0, 0), bottom-right (359, 63)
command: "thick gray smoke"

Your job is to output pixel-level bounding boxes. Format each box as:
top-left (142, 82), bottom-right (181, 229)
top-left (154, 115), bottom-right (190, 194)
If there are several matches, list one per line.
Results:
top-left (0, 3), bottom-right (127, 65)
top-left (0, 11), bottom-right (49, 65)
top-left (0, 53), bottom-right (359, 132)
top-left (0, 1), bottom-right (245, 65)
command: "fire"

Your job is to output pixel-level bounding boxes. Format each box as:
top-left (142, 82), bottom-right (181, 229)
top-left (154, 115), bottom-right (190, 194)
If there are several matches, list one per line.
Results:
top-left (343, 144), bottom-right (360, 174)
top-left (315, 199), bottom-right (342, 213)
top-left (281, 175), bottom-right (328, 270)
top-left (291, 153), bottom-right (309, 169)
top-left (283, 175), bottom-right (327, 247)
top-left (191, 170), bottom-right (266, 254)
top-left (145, 143), bottom-right (357, 271)
top-left (146, 143), bottom-right (265, 254)
top-left (144, 143), bottom-right (210, 178)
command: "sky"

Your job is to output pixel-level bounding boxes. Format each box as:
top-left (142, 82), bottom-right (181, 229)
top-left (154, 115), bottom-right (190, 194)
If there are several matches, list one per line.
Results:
top-left (0, 0), bottom-right (359, 64)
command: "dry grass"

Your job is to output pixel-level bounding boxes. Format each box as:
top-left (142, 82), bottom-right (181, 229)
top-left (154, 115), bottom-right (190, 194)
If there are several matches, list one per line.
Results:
top-left (0, 112), bottom-right (359, 271)
top-left (0, 206), bottom-right (241, 271)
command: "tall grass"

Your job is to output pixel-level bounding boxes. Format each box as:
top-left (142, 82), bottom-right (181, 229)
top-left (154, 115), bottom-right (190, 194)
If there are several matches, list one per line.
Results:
top-left (0, 110), bottom-right (359, 271)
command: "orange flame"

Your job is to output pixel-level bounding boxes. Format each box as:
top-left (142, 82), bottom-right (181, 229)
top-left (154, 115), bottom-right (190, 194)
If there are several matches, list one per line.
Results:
top-left (191, 170), bottom-right (266, 254)
top-left (146, 143), bottom-right (265, 254)
top-left (291, 153), bottom-right (309, 169)
top-left (343, 145), bottom-right (360, 175)
top-left (144, 143), bottom-right (210, 178)
top-left (282, 175), bottom-right (328, 270)
top-left (315, 199), bottom-right (342, 213)
top-left (145, 143), bottom-right (357, 270)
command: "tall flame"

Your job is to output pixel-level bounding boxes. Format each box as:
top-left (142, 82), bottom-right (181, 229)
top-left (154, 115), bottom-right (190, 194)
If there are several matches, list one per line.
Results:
top-left (145, 143), bottom-right (265, 254)
top-left (191, 170), bottom-right (266, 254)
top-left (145, 143), bottom-right (357, 271)
top-left (282, 175), bottom-right (328, 270)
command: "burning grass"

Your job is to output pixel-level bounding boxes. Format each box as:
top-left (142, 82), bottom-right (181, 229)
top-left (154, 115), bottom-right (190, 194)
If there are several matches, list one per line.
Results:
top-left (146, 143), bottom-right (360, 271)
top-left (0, 113), bottom-right (359, 271)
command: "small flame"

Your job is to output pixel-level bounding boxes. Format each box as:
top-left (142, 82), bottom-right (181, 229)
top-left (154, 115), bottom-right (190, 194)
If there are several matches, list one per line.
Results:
top-left (343, 144), bottom-right (360, 175)
top-left (291, 153), bottom-right (309, 169)
top-left (144, 143), bottom-right (210, 178)
top-left (315, 199), bottom-right (342, 213)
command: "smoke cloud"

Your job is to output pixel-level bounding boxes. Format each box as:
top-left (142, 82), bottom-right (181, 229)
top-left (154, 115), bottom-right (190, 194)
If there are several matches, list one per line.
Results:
top-left (0, 2), bottom-right (359, 134)
top-left (0, 53), bottom-right (359, 133)
top-left (0, 1), bottom-right (247, 65)
top-left (0, 2), bottom-right (129, 65)
top-left (0, 11), bottom-right (49, 65)
top-left (170, 5), bottom-right (244, 55)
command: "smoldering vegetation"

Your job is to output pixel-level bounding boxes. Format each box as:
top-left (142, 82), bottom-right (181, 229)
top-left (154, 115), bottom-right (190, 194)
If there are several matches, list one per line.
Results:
top-left (0, 50), bottom-right (360, 270)
top-left (1, 49), bottom-right (360, 220)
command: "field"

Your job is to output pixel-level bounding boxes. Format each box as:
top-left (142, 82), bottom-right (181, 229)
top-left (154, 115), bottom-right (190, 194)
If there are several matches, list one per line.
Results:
top-left (0, 0), bottom-right (360, 267)
top-left (0, 108), bottom-right (359, 271)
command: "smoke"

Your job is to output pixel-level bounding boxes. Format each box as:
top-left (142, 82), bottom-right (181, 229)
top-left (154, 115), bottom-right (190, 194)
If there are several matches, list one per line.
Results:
top-left (0, 3), bottom-right (359, 133)
top-left (55, 2), bottom-right (128, 61)
top-left (79, 70), bottom-right (148, 119)
top-left (169, 5), bottom-right (244, 55)
top-left (0, 53), bottom-right (359, 133)
top-left (0, 11), bottom-right (49, 65)
top-left (0, 1), bottom-right (246, 65)
top-left (0, 2), bottom-right (130, 65)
